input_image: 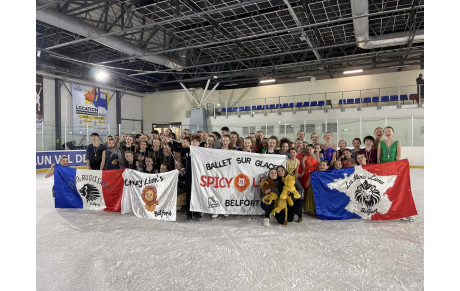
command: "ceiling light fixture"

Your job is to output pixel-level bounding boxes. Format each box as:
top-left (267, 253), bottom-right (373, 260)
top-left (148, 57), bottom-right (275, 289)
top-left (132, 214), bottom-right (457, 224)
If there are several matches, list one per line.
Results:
top-left (94, 70), bottom-right (110, 82)
top-left (343, 69), bottom-right (363, 74)
top-left (260, 79), bottom-right (276, 84)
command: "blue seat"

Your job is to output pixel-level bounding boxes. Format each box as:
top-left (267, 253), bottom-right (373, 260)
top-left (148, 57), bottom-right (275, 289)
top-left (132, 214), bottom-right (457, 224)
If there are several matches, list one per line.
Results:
top-left (227, 107), bottom-right (233, 112)
top-left (310, 101), bottom-right (318, 106)
top-left (282, 103), bottom-right (289, 108)
top-left (289, 103), bottom-right (294, 108)
top-left (390, 95), bottom-right (399, 102)
top-left (347, 99), bottom-right (354, 104)
top-left (400, 95), bottom-right (408, 103)
top-left (363, 97), bottom-right (371, 104)
top-left (256, 105), bottom-right (263, 110)
top-left (338, 99), bottom-right (344, 105)
top-left (303, 102), bottom-right (309, 107)
top-left (251, 106), bottom-right (256, 111)
top-left (318, 100), bottom-right (325, 106)
top-left (239, 107), bottom-right (245, 111)
top-left (372, 96), bottom-right (379, 103)
top-left (355, 98), bottom-right (361, 104)
top-left (222, 107), bottom-right (227, 112)
top-left (233, 107), bottom-right (238, 111)
top-left (265, 105), bottom-right (270, 110)
top-left (295, 102), bottom-right (303, 107)
top-left (381, 96), bottom-right (389, 102)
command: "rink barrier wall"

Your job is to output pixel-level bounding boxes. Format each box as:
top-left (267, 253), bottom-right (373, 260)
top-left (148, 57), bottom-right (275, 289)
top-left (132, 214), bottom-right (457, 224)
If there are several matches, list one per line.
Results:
top-left (36, 148), bottom-right (424, 172)
top-left (36, 150), bottom-right (87, 170)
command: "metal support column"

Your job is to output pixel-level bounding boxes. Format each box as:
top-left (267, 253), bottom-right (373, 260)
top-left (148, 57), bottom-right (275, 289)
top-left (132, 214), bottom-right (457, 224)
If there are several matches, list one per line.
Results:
top-left (116, 91), bottom-right (122, 132)
top-left (55, 78), bottom-right (62, 150)
top-left (411, 115), bottom-right (414, 146)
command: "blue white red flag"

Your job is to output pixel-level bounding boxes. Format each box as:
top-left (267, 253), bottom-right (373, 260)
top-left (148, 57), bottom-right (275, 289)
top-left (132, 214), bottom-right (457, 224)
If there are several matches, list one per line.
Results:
top-left (54, 165), bottom-right (124, 211)
top-left (310, 159), bottom-right (417, 220)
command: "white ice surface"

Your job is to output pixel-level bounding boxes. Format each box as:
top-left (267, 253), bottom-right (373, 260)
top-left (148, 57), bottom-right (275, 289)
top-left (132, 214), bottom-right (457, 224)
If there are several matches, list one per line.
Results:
top-left (37, 169), bottom-right (424, 290)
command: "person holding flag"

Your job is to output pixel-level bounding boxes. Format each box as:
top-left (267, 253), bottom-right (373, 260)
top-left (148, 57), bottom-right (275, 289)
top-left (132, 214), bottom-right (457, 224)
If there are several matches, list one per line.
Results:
top-left (377, 126), bottom-right (413, 222)
top-left (45, 156), bottom-right (70, 197)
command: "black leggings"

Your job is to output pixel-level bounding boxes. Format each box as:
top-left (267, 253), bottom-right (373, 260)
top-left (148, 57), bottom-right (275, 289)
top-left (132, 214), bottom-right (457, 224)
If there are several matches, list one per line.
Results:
top-left (260, 202), bottom-right (275, 218)
top-left (274, 199), bottom-right (304, 224)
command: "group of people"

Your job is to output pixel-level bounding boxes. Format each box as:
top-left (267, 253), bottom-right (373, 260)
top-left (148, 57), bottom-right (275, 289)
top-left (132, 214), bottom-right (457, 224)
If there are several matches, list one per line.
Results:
top-left (47, 125), bottom-right (411, 223)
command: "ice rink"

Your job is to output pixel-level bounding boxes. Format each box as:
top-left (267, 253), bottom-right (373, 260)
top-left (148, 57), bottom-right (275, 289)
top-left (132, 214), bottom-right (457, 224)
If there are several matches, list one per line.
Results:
top-left (36, 169), bottom-right (424, 290)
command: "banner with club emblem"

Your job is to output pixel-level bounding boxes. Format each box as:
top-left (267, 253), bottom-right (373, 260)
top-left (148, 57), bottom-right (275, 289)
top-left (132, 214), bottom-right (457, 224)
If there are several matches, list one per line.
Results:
top-left (54, 166), bottom-right (125, 211)
top-left (189, 147), bottom-right (287, 215)
top-left (310, 159), bottom-right (417, 220)
top-left (121, 169), bottom-right (179, 221)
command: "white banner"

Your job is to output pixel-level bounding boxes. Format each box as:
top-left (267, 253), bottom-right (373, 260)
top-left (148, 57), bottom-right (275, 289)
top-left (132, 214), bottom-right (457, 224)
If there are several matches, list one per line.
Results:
top-left (72, 83), bottom-right (110, 136)
top-left (190, 147), bottom-right (286, 215)
top-left (74, 169), bottom-right (107, 210)
top-left (36, 75), bottom-right (44, 130)
top-left (121, 169), bottom-right (179, 221)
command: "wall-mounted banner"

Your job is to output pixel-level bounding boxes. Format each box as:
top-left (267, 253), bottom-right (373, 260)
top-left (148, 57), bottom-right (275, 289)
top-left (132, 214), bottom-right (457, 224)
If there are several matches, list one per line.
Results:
top-left (189, 147), bottom-right (286, 215)
top-left (311, 159), bottom-right (417, 220)
top-left (36, 150), bottom-right (87, 170)
top-left (72, 83), bottom-right (110, 136)
top-left (36, 75), bottom-right (44, 130)
top-left (121, 169), bottom-right (179, 221)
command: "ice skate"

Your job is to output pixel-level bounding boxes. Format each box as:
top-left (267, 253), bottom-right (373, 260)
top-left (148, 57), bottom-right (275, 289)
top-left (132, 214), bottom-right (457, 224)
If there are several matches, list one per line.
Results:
top-left (263, 218), bottom-right (269, 227)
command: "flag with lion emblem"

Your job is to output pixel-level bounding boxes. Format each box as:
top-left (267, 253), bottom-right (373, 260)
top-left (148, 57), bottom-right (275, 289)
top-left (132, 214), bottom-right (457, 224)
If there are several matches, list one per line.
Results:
top-left (310, 159), bottom-right (417, 220)
top-left (54, 166), bottom-right (124, 211)
top-left (121, 169), bottom-right (179, 221)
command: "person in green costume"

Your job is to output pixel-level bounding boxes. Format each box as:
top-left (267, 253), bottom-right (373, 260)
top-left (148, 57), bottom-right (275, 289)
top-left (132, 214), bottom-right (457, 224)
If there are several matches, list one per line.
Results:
top-left (377, 126), bottom-right (401, 163)
top-left (377, 126), bottom-right (414, 222)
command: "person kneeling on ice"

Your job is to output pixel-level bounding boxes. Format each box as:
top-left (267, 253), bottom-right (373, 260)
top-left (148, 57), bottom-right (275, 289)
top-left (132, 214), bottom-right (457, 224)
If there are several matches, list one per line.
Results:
top-left (45, 156), bottom-right (69, 197)
top-left (260, 168), bottom-right (281, 227)
top-left (271, 166), bottom-right (304, 226)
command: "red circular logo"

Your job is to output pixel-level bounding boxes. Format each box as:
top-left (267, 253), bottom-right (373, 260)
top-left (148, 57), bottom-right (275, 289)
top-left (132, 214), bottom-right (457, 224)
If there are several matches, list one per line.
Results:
top-left (234, 174), bottom-right (250, 192)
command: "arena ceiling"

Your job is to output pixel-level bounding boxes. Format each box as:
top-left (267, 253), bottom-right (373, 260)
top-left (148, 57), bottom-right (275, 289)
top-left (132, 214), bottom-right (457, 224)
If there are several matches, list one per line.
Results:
top-left (36, 0), bottom-right (424, 93)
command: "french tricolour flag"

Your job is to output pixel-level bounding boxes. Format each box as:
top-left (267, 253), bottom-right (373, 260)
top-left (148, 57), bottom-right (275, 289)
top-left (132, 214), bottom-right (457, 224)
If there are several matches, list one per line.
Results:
top-left (54, 165), bottom-right (125, 211)
top-left (310, 159), bottom-right (417, 220)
